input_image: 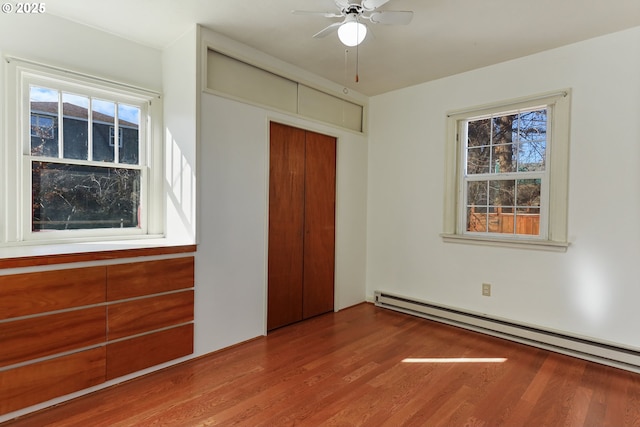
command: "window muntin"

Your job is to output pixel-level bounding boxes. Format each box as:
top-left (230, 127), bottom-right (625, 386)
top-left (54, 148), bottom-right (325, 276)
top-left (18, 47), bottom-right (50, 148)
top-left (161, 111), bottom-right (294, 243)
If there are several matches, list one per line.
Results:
top-left (463, 108), bottom-right (547, 238)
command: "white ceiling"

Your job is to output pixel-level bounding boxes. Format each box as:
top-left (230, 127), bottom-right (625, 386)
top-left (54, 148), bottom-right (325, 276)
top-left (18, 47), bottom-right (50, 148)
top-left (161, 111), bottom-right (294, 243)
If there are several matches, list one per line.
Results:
top-left (46, 0), bottom-right (640, 96)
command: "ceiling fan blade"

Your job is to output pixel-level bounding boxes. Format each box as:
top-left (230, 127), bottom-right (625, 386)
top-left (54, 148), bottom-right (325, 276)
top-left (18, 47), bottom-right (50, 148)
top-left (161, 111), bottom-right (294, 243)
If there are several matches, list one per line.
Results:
top-left (362, 0), bottom-right (391, 10)
top-left (369, 10), bottom-right (413, 25)
top-left (334, 0), bottom-right (350, 9)
top-left (292, 10), bottom-right (343, 18)
top-left (313, 22), bottom-right (342, 38)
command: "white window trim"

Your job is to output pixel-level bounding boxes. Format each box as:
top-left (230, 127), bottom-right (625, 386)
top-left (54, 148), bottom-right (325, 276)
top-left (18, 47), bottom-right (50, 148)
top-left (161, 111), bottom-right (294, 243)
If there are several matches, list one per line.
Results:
top-left (2, 56), bottom-right (165, 246)
top-left (441, 90), bottom-right (571, 252)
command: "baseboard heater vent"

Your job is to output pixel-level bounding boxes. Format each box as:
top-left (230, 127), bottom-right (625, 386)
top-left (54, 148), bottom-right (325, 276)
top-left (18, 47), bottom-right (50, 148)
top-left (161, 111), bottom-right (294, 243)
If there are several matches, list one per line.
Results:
top-left (374, 291), bottom-right (640, 373)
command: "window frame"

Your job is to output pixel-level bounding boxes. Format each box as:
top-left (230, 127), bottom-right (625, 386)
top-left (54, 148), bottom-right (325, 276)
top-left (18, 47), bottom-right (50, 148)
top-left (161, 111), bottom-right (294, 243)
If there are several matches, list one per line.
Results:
top-left (3, 57), bottom-right (164, 245)
top-left (442, 90), bottom-right (571, 251)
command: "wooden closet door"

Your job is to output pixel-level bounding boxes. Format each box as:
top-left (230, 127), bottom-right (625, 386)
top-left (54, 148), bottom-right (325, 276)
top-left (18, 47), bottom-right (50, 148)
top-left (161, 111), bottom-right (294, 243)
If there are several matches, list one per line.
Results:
top-left (267, 122), bottom-right (306, 331)
top-left (303, 131), bottom-right (336, 319)
top-left (268, 122), bottom-right (336, 331)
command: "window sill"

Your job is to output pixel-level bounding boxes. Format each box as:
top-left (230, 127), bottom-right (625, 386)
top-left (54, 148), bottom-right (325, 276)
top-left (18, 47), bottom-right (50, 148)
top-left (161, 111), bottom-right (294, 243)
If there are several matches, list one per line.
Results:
top-left (440, 233), bottom-right (569, 252)
top-left (0, 238), bottom-right (197, 269)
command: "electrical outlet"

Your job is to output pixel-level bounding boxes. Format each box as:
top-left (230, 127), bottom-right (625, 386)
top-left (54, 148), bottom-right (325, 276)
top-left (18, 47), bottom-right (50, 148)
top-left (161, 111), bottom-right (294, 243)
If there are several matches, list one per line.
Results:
top-left (482, 283), bottom-right (491, 297)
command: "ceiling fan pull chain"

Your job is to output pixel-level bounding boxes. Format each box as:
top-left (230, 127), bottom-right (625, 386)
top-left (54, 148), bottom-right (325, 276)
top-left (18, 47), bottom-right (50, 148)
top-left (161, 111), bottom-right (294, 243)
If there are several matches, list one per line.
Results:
top-left (344, 48), bottom-right (349, 87)
top-left (355, 30), bottom-right (360, 83)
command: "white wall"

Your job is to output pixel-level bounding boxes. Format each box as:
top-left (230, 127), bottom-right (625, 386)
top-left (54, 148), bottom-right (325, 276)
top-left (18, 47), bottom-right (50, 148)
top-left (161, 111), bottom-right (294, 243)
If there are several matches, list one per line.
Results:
top-left (196, 29), bottom-right (369, 355)
top-left (367, 26), bottom-right (640, 348)
top-left (163, 25), bottom-right (198, 244)
top-left (0, 13), bottom-right (162, 91)
top-left (196, 91), bottom-right (369, 355)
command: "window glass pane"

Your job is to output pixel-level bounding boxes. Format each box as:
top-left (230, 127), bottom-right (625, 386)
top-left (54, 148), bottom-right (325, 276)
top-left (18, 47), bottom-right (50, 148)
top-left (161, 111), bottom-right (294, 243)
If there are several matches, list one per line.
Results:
top-left (92, 99), bottom-right (115, 162)
top-left (467, 181), bottom-right (488, 206)
top-left (491, 144), bottom-right (516, 173)
top-left (467, 118), bottom-right (490, 147)
top-left (516, 179), bottom-right (541, 208)
top-left (514, 179), bottom-right (541, 235)
top-left (62, 93), bottom-right (89, 160)
top-left (492, 114), bottom-right (517, 145)
top-left (492, 211), bottom-right (514, 234)
top-left (514, 110), bottom-right (547, 172)
top-left (30, 86), bottom-right (59, 157)
top-left (118, 104), bottom-right (140, 165)
top-left (485, 180), bottom-right (514, 234)
top-left (467, 206), bottom-right (487, 232)
top-left (491, 114), bottom-right (517, 174)
top-left (467, 181), bottom-right (488, 232)
top-left (516, 141), bottom-right (546, 171)
top-left (515, 110), bottom-right (547, 143)
top-left (466, 147), bottom-right (490, 174)
top-left (32, 161), bottom-right (140, 231)
top-left (489, 179), bottom-right (515, 208)
top-left (466, 118), bottom-right (491, 175)
top-left (516, 207), bottom-right (540, 235)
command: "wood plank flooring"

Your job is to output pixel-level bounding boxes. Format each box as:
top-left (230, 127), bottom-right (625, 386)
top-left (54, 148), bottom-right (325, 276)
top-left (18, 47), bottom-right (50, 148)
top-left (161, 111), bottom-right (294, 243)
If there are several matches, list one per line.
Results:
top-left (3, 302), bottom-right (640, 426)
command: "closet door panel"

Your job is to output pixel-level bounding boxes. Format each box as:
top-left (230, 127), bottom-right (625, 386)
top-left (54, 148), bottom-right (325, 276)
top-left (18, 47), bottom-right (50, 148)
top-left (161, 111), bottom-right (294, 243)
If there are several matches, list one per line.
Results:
top-left (302, 131), bottom-right (336, 319)
top-left (267, 122), bottom-right (306, 330)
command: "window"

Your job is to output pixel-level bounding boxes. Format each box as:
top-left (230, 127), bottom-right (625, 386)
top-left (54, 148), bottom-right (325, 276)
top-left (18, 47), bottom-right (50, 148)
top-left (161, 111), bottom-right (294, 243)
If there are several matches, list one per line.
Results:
top-left (30, 114), bottom-right (55, 139)
top-left (3, 58), bottom-right (163, 244)
top-left (442, 91), bottom-right (571, 251)
top-left (109, 127), bottom-right (123, 148)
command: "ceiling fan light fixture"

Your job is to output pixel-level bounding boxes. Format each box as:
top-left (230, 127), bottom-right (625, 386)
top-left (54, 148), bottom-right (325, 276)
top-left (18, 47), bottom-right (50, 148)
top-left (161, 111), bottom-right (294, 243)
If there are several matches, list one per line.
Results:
top-left (338, 19), bottom-right (367, 46)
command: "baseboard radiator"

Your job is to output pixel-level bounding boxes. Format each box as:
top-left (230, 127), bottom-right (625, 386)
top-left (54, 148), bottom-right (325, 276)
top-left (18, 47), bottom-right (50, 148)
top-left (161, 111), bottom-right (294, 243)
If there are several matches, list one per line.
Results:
top-left (374, 291), bottom-right (640, 373)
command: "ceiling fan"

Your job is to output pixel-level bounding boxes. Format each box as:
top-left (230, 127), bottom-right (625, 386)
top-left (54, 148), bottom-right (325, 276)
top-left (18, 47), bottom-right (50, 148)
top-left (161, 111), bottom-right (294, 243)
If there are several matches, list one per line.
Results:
top-left (292, 0), bottom-right (414, 47)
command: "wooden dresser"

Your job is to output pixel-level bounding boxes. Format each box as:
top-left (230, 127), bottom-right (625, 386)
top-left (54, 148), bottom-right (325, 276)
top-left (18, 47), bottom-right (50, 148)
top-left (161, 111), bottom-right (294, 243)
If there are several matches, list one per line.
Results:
top-left (0, 248), bottom-right (195, 415)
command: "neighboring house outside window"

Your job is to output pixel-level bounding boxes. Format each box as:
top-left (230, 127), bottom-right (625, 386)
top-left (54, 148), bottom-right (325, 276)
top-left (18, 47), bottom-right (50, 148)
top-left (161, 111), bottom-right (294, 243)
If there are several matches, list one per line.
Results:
top-left (442, 90), bottom-right (571, 251)
top-left (2, 58), bottom-right (163, 244)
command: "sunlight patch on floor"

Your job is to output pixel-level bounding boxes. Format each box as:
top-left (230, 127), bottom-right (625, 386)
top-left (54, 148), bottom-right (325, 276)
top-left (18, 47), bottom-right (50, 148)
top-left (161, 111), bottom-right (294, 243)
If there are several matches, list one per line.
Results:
top-left (401, 357), bottom-right (507, 363)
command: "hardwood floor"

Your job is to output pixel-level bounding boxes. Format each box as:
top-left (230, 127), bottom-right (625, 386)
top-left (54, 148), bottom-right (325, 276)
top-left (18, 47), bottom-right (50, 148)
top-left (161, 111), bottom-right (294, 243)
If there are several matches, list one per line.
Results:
top-left (3, 303), bottom-right (640, 426)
